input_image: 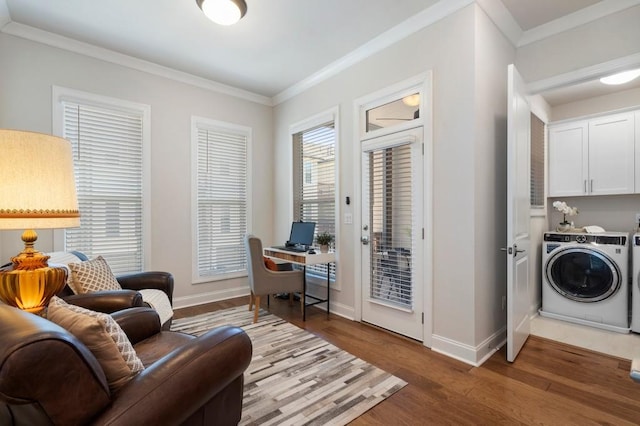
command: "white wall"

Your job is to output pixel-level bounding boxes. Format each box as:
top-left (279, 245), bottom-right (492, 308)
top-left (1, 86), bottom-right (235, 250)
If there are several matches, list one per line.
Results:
top-left (548, 195), bottom-right (640, 235)
top-left (0, 33), bottom-right (274, 307)
top-left (471, 6), bottom-right (515, 361)
top-left (273, 5), bottom-right (514, 364)
top-left (552, 88), bottom-right (640, 122)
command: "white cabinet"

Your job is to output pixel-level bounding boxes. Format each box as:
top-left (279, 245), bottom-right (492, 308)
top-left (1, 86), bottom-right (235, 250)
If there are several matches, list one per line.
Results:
top-left (548, 121), bottom-right (588, 196)
top-left (549, 112), bottom-right (635, 197)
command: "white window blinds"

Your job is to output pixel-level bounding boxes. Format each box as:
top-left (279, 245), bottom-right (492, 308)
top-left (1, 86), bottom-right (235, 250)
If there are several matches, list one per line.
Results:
top-left (531, 113), bottom-right (545, 208)
top-left (293, 122), bottom-right (335, 278)
top-left (195, 124), bottom-right (248, 279)
top-left (61, 102), bottom-right (144, 274)
top-left (369, 144), bottom-right (413, 308)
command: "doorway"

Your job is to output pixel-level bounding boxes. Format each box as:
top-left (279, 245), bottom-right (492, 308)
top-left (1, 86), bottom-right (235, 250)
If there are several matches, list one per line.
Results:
top-left (354, 73), bottom-right (432, 345)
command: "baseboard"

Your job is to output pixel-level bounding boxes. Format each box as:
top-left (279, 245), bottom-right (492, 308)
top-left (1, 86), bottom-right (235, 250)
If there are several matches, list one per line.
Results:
top-left (173, 286), bottom-right (249, 309)
top-left (173, 286), bottom-right (356, 322)
top-left (431, 327), bottom-right (506, 366)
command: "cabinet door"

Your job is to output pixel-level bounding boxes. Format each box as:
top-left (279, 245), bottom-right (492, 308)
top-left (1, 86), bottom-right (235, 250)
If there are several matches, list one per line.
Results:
top-left (548, 121), bottom-right (588, 196)
top-left (588, 112), bottom-right (635, 195)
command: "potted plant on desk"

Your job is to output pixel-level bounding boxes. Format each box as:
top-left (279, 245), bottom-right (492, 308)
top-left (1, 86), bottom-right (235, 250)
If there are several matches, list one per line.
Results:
top-left (316, 232), bottom-right (334, 253)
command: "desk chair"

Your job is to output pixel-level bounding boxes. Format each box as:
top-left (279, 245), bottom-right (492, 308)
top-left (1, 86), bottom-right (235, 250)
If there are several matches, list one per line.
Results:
top-left (245, 235), bottom-right (304, 323)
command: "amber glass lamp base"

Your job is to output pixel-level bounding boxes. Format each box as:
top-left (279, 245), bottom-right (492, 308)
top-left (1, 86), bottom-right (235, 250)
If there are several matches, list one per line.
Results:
top-left (0, 230), bottom-right (67, 314)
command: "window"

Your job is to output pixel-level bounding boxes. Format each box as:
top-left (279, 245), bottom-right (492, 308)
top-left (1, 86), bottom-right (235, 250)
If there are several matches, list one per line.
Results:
top-left (293, 120), bottom-right (336, 279)
top-left (54, 87), bottom-right (149, 275)
top-left (531, 113), bottom-right (545, 208)
top-left (192, 118), bottom-right (250, 281)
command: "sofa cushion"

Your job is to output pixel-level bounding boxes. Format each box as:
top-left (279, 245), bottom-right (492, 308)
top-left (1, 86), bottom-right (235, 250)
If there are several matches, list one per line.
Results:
top-left (47, 296), bottom-right (144, 391)
top-left (68, 256), bottom-right (122, 294)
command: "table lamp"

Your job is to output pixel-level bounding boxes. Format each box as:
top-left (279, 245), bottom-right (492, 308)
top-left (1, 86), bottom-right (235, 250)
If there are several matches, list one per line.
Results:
top-left (0, 129), bottom-right (80, 314)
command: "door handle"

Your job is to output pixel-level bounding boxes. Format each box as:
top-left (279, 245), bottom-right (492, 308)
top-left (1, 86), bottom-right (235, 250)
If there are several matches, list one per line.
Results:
top-left (361, 236), bottom-right (369, 245)
top-left (500, 246), bottom-right (525, 256)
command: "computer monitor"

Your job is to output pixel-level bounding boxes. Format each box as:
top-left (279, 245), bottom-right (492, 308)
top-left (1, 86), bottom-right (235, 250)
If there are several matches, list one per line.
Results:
top-left (287, 221), bottom-right (316, 248)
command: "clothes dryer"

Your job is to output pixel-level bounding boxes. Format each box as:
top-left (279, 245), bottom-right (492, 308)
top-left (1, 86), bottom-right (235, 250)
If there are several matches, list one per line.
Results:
top-left (631, 233), bottom-right (640, 333)
top-left (541, 231), bottom-right (630, 333)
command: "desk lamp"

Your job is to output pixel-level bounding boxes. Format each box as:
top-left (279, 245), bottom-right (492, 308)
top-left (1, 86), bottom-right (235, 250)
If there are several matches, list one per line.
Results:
top-left (0, 129), bottom-right (80, 314)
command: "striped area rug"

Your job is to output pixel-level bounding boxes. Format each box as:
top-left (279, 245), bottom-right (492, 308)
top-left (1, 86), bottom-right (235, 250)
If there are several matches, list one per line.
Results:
top-left (171, 306), bottom-right (407, 426)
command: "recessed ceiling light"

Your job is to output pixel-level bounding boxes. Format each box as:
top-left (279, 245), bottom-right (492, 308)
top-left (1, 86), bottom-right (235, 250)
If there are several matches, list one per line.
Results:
top-left (600, 68), bottom-right (640, 85)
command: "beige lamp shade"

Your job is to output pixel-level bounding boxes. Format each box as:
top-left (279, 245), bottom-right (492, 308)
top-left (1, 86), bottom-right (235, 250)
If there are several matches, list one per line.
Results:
top-left (0, 129), bottom-right (80, 229)
top-left (0, 129), bottom-right (80, 314)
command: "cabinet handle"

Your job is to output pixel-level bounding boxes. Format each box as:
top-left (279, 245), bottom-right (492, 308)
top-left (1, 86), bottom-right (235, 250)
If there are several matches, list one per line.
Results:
top-left (584, 180), bottom-right (587, 194)
top-left (590, 179), bottom-right (593, 193)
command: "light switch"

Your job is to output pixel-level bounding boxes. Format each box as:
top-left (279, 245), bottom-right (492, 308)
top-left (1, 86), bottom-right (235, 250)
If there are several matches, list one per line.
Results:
top-left (344, 213), bottom-right (353, 224)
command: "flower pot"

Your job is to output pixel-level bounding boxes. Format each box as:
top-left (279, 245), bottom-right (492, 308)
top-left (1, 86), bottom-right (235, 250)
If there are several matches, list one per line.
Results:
top-left (320, 244), bottom-right (329, 253)
top-left (556, 222), bottom-right (572, 232)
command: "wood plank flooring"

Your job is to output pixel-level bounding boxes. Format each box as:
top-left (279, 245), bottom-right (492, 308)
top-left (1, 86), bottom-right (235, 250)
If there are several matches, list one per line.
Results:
top-left (175, 297), bottom-right (640, 425)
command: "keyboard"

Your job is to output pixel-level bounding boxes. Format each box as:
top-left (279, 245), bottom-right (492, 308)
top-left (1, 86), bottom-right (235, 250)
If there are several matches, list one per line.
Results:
top-left (273, 246), bottom-right (308, 253)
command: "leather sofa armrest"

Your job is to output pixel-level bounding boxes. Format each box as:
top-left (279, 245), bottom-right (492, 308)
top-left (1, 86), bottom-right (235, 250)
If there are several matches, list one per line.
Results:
top-left (92, 326), bottom-right (252, 425)
top-left (63, 290), bottom-right (144, 313)
top-left (117, 271), bottom-right (174, 304)
top-left (111, 307), bottom-right (161, 345)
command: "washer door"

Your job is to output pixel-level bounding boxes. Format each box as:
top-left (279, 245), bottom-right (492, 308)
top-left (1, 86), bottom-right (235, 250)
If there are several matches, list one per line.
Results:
top-left (545, 246), bottom-right (620, 302)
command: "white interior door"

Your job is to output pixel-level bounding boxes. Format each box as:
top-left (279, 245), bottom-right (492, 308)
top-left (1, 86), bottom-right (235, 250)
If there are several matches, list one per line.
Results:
top-left (361, 127), bottom-right (423, 341)
top-left (506, 64), bottom-right (531, 362)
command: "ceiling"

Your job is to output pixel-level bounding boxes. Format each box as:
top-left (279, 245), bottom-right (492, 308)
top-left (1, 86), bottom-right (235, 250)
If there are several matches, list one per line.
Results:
top-left (1, 0), bottom-right (639, 105)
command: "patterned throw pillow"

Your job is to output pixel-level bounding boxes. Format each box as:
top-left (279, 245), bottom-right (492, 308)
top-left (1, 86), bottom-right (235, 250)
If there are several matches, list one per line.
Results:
top-left (68, 256), bottom-right (122, 294)
top-left (47, 296), bottom-right (144, 391)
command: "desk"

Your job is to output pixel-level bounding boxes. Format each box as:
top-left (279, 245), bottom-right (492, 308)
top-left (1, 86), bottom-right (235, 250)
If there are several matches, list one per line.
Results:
top-left (264, 248), bottom-right (336, 320)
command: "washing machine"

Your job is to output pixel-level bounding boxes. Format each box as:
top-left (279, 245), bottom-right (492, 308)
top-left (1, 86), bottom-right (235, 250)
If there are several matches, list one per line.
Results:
top-left (540, 231), bottom-right (630, 333)
top-left (631, 233), bottom-right (640, 333)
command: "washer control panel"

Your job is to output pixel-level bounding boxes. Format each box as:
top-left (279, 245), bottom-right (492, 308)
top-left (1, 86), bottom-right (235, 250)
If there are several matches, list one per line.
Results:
top-left (544, 232), bottom-right (626, 246)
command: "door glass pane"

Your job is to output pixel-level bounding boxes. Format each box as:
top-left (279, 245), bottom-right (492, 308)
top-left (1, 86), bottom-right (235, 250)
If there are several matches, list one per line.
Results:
top-left (369, 144), bottom-right (413, 307)
top-left (366, 93), bottom-right (420, 132)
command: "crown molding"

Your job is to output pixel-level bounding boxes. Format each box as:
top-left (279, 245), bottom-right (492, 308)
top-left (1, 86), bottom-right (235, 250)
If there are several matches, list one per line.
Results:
top-left (475, 0), bottom-right (522, 46)
top-left (526, 52), bottom-right (640, 94)
top-left (1, 21), bottom-right (273, 106)
top-left (272, 0), bottom-right (474, 105)
top-left (518, 0), bottom-right (640, 47)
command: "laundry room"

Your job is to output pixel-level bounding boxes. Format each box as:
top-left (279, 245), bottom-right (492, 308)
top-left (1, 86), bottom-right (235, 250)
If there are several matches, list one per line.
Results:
top-left (532, 75), bottom-right (640, 358)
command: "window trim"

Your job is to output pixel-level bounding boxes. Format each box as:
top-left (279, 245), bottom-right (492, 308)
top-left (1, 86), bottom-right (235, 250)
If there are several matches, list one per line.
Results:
top-left (191, 116), bottom-right (253, 284)
top-left (51, 85), bottom-right (151, 268)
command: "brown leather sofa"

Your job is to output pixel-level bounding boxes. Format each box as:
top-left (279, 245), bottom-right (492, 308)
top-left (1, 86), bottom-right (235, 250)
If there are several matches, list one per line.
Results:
top-left (0, 303), bottom-right (252, 425)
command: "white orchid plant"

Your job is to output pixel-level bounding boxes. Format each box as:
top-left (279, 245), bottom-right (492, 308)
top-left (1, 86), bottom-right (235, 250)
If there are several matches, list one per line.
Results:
top-left (553, 201), bottom-right (578, 224)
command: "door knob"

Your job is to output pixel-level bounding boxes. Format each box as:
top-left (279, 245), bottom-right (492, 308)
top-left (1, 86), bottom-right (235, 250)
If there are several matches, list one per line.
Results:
top-left (361, 236), bottom-right (370, 245)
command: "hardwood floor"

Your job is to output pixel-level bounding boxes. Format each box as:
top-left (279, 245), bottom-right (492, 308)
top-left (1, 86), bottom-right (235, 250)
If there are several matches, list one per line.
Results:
top-left (175, 297), bottom-right (640, 425)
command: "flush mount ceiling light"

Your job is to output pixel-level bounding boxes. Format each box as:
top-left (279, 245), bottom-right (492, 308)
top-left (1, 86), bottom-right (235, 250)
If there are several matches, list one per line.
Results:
top-left (402, 94), bottom-right (420, 107)
top-left (196, 0), bottom-right (247, 26)
top-left (600, 68), bottom-right (640, 85)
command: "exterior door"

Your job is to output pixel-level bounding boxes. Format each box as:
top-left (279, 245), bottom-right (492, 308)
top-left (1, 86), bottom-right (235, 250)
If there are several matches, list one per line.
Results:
top-left (361, 127), bottom-right (423, 341)
top-left (506, 64), bottom-right (531, 362)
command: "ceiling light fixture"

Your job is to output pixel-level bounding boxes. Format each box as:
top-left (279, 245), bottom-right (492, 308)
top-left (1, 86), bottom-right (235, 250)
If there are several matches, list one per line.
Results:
top-left (600, 68), bottom-right (640, 85)
top-left (402, 94), bottom-right (420, 107)
top-left (196, 0), bottom-right (247, 26)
